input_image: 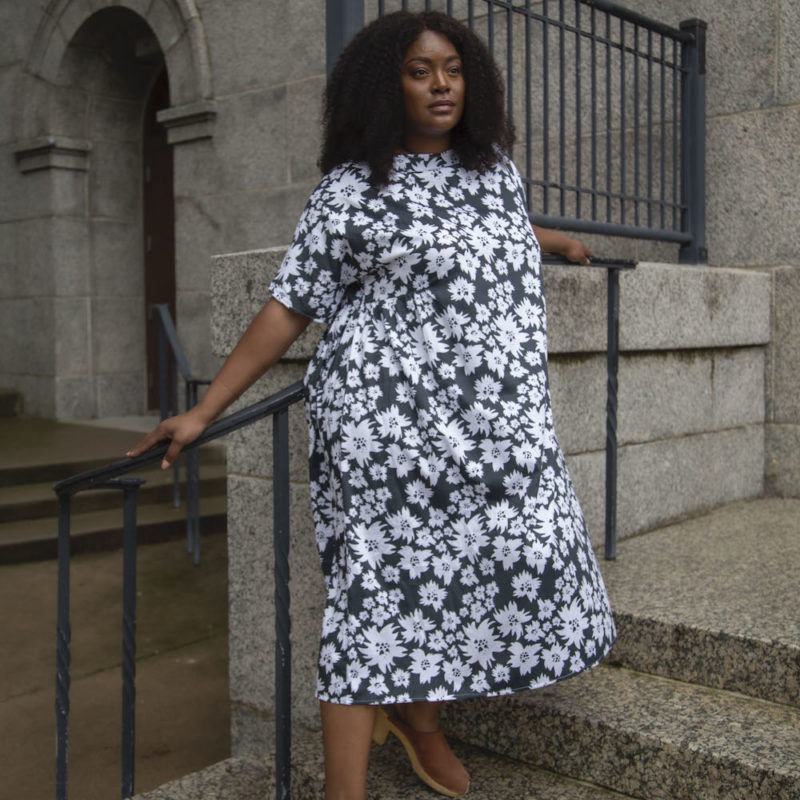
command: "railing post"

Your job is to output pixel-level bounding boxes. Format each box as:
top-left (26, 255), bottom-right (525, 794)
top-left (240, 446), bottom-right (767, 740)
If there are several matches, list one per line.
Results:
top-left (679, 18), bottom-right (707, 264)
top-left (605, 268), bottom-right (621, 560)
top-left (326, 0), bottom-right (364, 75)
top-left (55, 493), bottom-right (72, 800)
top-left (119, 479), bottom-right (144, 799)
top-left (273, 407), bottom-right (292, 800)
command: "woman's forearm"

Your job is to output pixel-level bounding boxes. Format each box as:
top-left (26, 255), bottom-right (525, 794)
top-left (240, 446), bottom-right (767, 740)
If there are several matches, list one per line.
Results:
top-left (532, 225), bottom-right (594, 264)
top-left (194, 298), bottom-right (311, 424)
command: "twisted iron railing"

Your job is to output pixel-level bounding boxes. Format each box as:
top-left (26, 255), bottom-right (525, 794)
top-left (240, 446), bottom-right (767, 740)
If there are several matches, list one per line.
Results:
top-left (150, 303), bottom-right (211, 563)
top-left (53, 381), bottom-right (305, 800)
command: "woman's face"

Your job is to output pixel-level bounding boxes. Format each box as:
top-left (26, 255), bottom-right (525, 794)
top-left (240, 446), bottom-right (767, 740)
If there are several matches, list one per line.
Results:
top-left (400, 30), bottom-right (465, 153)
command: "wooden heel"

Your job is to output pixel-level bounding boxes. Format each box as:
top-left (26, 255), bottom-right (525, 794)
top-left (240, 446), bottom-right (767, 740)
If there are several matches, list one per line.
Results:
top-left (372, 706), bottom-right (390, 746)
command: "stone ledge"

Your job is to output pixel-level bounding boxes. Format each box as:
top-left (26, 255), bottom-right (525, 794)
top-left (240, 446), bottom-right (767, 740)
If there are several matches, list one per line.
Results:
top-left (13, 137), bottom-right (91, 173)
top-left (157, 101), bottom-right (217, 145)
top-left (211, 251), bottom-right (771, 360)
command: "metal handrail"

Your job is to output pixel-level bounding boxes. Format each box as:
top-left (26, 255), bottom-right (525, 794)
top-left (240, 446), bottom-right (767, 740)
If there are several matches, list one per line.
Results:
top-left (150, 303), bottom-right (212, 563)
top-left (53, 380), bottom-right (306, 800)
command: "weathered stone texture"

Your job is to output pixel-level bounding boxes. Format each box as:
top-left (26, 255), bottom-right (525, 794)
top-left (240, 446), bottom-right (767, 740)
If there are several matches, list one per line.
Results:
top-left (765, 423), bottom-right (800, 498)
top-left (767, 266), bottom-right (800, 424)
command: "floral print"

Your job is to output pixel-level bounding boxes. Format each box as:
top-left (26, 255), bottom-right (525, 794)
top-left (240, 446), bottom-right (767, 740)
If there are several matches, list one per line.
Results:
top-left (269, 150), bottom-right (615, 705)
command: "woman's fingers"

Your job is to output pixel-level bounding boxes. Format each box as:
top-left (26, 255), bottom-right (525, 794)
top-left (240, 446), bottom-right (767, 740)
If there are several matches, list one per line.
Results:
top-left (126, 426), bottom-right (168, 458)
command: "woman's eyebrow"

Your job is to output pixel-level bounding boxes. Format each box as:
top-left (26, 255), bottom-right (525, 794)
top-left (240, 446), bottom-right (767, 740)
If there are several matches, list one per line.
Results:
top-left (404, 54), bottom-right (461, 65)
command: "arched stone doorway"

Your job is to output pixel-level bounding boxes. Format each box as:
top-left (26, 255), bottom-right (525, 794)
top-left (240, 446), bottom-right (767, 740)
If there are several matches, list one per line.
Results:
top-left (12, 0), bottom-right (214, 419)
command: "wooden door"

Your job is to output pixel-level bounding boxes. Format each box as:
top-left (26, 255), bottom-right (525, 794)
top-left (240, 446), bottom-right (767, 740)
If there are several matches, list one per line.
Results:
top-left (143, 67), bottom-right (176, 411)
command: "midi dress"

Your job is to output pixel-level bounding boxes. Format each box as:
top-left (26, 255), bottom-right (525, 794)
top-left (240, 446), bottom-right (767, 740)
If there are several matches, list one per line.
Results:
top-left (268, 149), bottom-right (616, 706)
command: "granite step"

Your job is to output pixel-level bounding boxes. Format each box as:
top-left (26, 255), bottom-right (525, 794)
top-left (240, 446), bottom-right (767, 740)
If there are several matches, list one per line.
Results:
top-left (0, 494), bottom-right (227, 563)
top-left (132, 734), bottom-right (640, 800)
top-left (0, 463), bottom-right (227, 523)
top-left (441, 664), bottom-right (800, 800)
top-left (600, 498), bottom-right (800, 707)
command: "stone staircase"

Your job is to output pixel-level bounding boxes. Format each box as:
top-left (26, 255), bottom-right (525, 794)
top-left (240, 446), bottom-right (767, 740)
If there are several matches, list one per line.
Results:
top-left (133, 498), bottom-right (800, 800)
top-left (0, 416), bottom-right (227, 564)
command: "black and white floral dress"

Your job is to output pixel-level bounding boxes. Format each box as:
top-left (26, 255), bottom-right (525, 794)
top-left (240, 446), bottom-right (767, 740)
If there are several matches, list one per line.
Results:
top-left (269, 149), bottom-right (615, 705)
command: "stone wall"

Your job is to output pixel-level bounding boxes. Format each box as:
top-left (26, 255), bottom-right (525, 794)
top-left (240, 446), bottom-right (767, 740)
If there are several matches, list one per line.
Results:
top-left (211, 248), bottom-right (769, 748)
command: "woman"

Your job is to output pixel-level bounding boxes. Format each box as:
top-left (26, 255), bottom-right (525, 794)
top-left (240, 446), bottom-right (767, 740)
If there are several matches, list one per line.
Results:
top-left (129, 11), bottom-right (615, 800)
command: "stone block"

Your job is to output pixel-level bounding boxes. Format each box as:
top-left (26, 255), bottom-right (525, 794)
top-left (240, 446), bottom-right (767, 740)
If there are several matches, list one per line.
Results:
top-left (211, 247), bottom-right (324, 360)
top-left (227, 474), bottom-right (324, 731)
top-left (618, 351), bottom-right (713, 445)
top-left (0, 297), bottom-right (54, 374)
top-left (52, 217), bottom-right (92, 296)
top-left (617, 425), bottom-right (764, 539)
top-left (548, 354), bottom-right (606, 454)
top-left (706, 108), bottom-right (800, 267)
top-left (92, 295), bottom-right (145, 373)
top-left (89, 139), bottom-right (140, 220)
top-left (196, 0), bottom-right (287, 96)
top-left (55, 374), bottom-right (95, 420)
top-left (287, 76), bottom-right (325, 184)
top-left (619, 263), bottom-right (771, 350)
top-left (227, 362), bottom-right (310, 483)
top-left (53, 296), bottom-right (90, 376)
top-left (174, 193), bottom-right (225, 292)
top-left (767, 266), bottom-right (800, 424)
top-left (47, 85), bottom-right (91, 140)
top-left (0, 66), bottom-right (19, 143)
top-left (779, 0), bottom-right (800, 104)
top-left (542, 264), bottom-right (607, 354)
top-left (712, 348), bottom-right (765, 429)
top-left (164, 32), bottom-right (201, 108)
top-left (90, 220), bottom-right (142, 296)
top-left (0, 3), bottom-right (40, 67)
top-left (175, 289), bottom-right (221, 382)
top-left (765, 423), bottom-right (800, 498)
top-left (4, 374), bottom-right (55, 419)
top-left (95, 370), bottom-right (146, 417)
top-left (172, 136), bottom-right (223, 200)
top-left (559, 449), bottom-right (605, 550)
top-left (2, 164), bottom-right (87, 219)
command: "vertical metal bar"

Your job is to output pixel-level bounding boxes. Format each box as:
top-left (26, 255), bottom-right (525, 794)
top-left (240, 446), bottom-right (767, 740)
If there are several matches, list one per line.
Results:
top-left (679, 18), bottom-right (707, 263)
top-left (574, 0), bottom-right (581, 219)
top-left (506, 1), bottom-right (513, 127)
top-left (326, 0), bottom-right (365, 75)
top-left (605, 267), bottom-right (620, 561)
top-left (273, 408), bottom-right (292, 800)
top-left (55, 493), bottom-right (72, 800)
top-left (605, 11), bottom-right (612, 222)
top-left (525, 0), bottom-right (532, 213)
top-left (542, 0), bottom-right (550, 214)
top-left (633, 24), bottom-right (640, 226)
top-left (558, 0), bottom-right (566, 217)
top-left (158, 320), bottom-right (169, 423)
top-left (647, 29), bottom-right (653, 229)
top-left (378, 0), bottom-right (384, 16)
top-left (590, 4), bottom-right (597, 220)
top-left (187, 448), bottom-right (200, 565)
top-left (120, 484), bottom-right (140, 799)
top-left (672, 37), bottom-right (679, 231)
top-left (619, 17), bottom-right (626, 224)
top-left (447, 0), bottom-right (453, 16)
top-left (468, 0), bottom-right (474, 30)
top-left (660, 34), bottom-right (666, 230)
top-left (488, 0), bottom-right (495, 56)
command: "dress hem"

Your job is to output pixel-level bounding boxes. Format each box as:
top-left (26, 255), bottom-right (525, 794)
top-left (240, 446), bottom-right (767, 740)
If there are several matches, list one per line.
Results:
top-left (315, 631), bottom-right (616, 707)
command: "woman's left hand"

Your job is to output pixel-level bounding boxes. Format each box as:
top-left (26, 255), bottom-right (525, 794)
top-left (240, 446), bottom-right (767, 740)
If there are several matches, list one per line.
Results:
top-left (563, 238), bottom-right (595, 265)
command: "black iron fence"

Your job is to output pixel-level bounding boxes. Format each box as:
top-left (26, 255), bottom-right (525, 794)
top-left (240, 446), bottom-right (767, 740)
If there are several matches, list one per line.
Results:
top-left (331, 0), bottom-right (707, 262)
top-left (52, 381), bottom-right (305, 800)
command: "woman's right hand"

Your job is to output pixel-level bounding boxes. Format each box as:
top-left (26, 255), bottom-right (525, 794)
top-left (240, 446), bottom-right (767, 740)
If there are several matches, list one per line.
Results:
top-left (126, 408), bottom-right (210, 469)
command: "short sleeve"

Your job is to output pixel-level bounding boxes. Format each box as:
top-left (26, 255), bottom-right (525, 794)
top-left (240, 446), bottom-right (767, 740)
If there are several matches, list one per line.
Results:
top-left (269, 168), bottom-right (357, 324)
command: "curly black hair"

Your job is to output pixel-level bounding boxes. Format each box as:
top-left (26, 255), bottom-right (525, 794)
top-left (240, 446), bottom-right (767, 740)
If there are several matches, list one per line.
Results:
top-left (320, 10), bottom-right (515, 187)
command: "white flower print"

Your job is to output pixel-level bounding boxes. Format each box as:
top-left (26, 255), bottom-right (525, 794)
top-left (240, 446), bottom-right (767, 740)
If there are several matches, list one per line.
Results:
top-left (269, 151), bottom-right (615, 705)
